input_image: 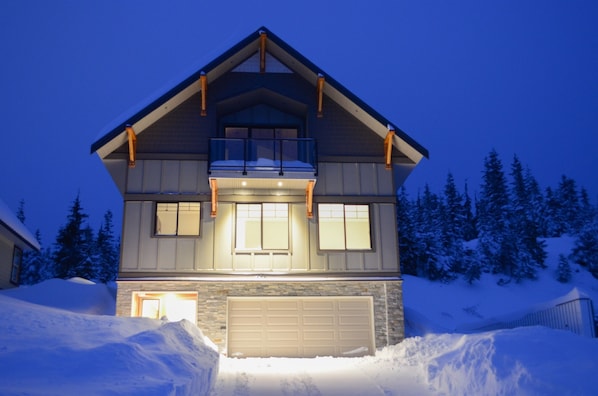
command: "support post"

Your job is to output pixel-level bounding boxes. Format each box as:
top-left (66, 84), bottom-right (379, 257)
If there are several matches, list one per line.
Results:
top-left (200, 71), bottom-right (207, 116)
top-left (317, 74), bottom-right (325, 118)
top-left (306, 180), bottom-right (315, 218)
top-left (259, 31), bottom-right (267, 73)
top-left (384, 129), bottom-right (395, 170)
top-left (210, 179), bottom-right (218, 217)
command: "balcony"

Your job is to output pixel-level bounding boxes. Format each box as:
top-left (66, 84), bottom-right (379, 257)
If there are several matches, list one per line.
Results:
top-left (208, 138), bottom-right (317, 178)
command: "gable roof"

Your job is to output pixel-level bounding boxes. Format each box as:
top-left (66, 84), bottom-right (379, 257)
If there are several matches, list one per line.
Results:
top-left (91, 26), bottom-right (428, 163)
top-left (0, 198), bottom-right (40, 251)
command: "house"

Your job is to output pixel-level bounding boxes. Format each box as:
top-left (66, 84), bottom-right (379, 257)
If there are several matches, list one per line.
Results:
top-left (0, 198), bottom-right (40, 288)
top-left (91, 27), bottom-right (428, 358)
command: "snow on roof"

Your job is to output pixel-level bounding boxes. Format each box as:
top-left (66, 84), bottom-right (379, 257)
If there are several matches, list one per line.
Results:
top-left (0, 198), bottom-right (40, 251)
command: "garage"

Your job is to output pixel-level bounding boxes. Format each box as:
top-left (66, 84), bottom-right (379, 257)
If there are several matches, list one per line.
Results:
top-left (227, 296), bottom-right (375, 358)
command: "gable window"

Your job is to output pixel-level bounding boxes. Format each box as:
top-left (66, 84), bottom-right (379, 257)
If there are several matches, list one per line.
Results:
top-left (155, 202), bottom-right (200, 236)
top-left (225, 127), bottom-right (299, 162)
top-left (235, 203), bottom-right (289, 250)
top-left (10, 246), bottom-right (22, 285)
top-left (318, 204), bottom-right (372, 250)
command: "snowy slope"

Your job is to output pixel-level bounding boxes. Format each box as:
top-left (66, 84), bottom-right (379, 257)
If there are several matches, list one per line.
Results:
top-left (1, 237), bottom-right (597, 395)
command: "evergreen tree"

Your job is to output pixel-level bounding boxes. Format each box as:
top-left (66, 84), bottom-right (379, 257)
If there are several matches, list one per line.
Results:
top-left (570, 220), bottom-right (598, 279)
top-left (477, 149), bottom-right (515, 278)
top-left (397, 186), bottom-right (418, 276)
top-left (95, 210), bottom-right (119, 282)
top-left (415, 185), bottom-right (447, 280)
top-left (462, 181), bottom-right (477, 241)
top-left (555, 175), bottom-right (582, 234)
top-left (509, 155), bottom-right (546, 281)
top-left (440, 173), bottom-right (465, 277)
top-left (556, 254), bottom-right (572, 283)
top-left (53, 194), bottom-right (89, 278)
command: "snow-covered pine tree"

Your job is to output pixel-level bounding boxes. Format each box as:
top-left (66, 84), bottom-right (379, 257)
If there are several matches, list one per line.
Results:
top-left (462, 181), bottom-right (477, 241)
top-left (95, 210), bottom-right (119, 282)
top-left (53, 194), bottom-right (89, 279)
top-left (477, 149), bottom-right (515, 278)
top-left (440, 172), bottom-right (465, 277)
top-left (555, 175), bottom-right (583, 235)
top-left (556, 254), bottom-right (572, 283)
top-left (571, 220), bottom-right (598, 279)
top-left (415, 185), bottom-right (446, 280)
top-left (509, 155), bottom-right (546, 281)
top-left (397, 186), bottom-right (418, 276)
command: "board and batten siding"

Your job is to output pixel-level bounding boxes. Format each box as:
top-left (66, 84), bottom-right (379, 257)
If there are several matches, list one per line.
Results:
top-left (121, 201), bottom-right (399, 273)
top-left (120, 159), bottom-right (400, 274)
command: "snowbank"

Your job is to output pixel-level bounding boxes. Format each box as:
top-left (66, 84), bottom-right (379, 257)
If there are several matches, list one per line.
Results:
top-left (0, 282), bottom-right (219, 395)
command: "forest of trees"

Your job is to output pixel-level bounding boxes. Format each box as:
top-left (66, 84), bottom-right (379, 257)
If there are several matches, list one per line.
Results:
top-left (398, 149), bottom-right (598, 284)
top-left (17, 195), bottom-right (119, 285)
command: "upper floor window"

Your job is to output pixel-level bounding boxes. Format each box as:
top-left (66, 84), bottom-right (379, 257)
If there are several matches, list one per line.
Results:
top-left (318, 204), bottom-right (372, 250)
top-left (155, 202), bottom-right (200, 236)
top-left (236, 203), bottom-right (289, 251)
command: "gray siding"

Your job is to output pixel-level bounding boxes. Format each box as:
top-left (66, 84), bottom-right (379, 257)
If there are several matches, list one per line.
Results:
top-left (120, 200), bottom-right (399, 274)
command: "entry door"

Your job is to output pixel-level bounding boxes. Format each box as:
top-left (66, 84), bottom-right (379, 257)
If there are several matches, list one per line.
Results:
top-left (227, 296), bottom-right (375, 358)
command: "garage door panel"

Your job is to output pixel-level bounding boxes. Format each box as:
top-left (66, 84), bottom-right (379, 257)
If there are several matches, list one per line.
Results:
top-left (228, 296), bottom-right (374, 358)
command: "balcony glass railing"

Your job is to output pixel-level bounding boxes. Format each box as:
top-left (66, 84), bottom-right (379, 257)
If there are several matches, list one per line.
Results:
top-left (209, 138), bottom-right (317, 175)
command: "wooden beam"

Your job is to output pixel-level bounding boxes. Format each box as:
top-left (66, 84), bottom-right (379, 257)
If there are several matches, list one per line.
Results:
top-left (305, 180), bottom-right (315, 218)
top-left (125, 125), bottom-right (137, 168)
top-left (200, 71), bottom-right (207, 116)
top-left (384, 129), bottom-right (395, 170)
top-left (210, 179), bottom-right (218, 217)
top-left (317, 74), bottom-right (325, 118)
top-left (259, 31), bottom-right (267, 73)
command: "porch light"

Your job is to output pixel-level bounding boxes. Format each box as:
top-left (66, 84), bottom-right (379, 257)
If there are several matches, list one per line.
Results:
top-left (259, 30), bottom-right (267, 73)
top-left (125, 125), bottom-right (137, 168)
top-left (384, 126), bottom-right (395, 170)
top-left (277, 181), bottom-right (283, 187)
top-left (317, 74), bottom-right (325, 118)
top-left (200, 71), bottom-right (207, 116)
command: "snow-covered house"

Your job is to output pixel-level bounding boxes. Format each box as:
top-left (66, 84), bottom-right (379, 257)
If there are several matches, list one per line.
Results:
top-left (91, 27), bottom-right (428, 357)
top-left (0, 198), bottom-right (40, 288)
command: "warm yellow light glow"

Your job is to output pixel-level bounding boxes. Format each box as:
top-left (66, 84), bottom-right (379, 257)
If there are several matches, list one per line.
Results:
top-left (277, 181), bottom-right (283, 187)
top-left (241, 181), bottom-right (247, 186)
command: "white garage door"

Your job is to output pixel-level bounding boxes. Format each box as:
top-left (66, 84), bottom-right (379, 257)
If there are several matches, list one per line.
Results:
top-left (227, 296), bottom-right (375, 358)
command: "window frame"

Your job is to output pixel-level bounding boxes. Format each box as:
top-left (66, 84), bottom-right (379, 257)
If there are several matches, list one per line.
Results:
top-left (154, 201), bottom-right (201, 237)
top-left (234, 203), bottom-right (290, 252)
top-left (10, 246), bottom-right (23, 285)
top-left (317, 203), bottom-right (373, 251)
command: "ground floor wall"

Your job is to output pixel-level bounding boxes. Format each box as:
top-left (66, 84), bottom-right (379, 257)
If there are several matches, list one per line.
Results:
top-left (116, 279), bottom-right (404, 354)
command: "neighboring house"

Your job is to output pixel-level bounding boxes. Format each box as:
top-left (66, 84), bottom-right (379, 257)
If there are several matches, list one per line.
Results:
top-left (0, 198), bottom-right (40, 289)
top-left (91, 27), bottom-right (428, 358)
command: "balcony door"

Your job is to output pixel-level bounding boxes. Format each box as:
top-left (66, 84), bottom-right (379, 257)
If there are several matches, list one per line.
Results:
top-left (225, 127), bottom-right (298, 164)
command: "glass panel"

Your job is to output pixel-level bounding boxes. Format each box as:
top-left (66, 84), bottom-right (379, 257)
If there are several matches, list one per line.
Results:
top-left (318, 204), bottom-right (346, 249)
top-left (156, 203), bottom-right (178, 235)
top-left (277, 128), bottom-right (298, 161)
top-left (224, 128), bottom-right (247, 161)
top-left (10, 247), bottom-right (22, 284)
top-left (236, 204), bottom-right (262, 250)
top-left (263, 203), bottom-right (289, 250)
top-left (345, 205), bottom-right (371, 249)
top-left (177, 202), bottom-right (200, 236)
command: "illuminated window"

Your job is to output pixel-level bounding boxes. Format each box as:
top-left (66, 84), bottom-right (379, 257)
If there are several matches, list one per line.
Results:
top-left (133, 292), bottom-right (198, 324)
top-left (155, 202), bottom-right (200, 236)
top-left (318, 204), bottom-right (371, 250)
top-left (10, 246), bottom-right (22, 285)
top-left (236, 203), bottom-right (289, 250)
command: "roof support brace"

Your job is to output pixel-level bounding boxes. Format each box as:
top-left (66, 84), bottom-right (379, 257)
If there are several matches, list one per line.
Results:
top-left (384, 129), bottom-right (395, 169)
top-left (306, 180), bottom-right (315, 218)
top-left (125, 125), bottom-right (137, 168)
top-left (210, 179), bottom-right (218, 217)
top-left (259, 31), bottom-right (267, 73)
top-left (200, 71), bottom-right (207, 116)
top-left (317, 74), bottom-right (325, 118)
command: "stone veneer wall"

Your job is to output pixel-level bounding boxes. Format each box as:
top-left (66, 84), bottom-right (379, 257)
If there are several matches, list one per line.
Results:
top-left (116, 279), bottom-right (404, 353)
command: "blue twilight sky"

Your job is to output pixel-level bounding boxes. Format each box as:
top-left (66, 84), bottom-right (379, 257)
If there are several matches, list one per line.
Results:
top-left (1, 0), bottom-right (597, 244)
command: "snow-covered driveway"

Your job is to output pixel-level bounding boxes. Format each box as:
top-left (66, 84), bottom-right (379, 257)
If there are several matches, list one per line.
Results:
top-left (210, 356), bottom-right (391, 396)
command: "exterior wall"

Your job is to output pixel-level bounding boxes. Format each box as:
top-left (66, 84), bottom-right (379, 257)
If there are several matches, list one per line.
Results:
top-left (116, 279), bottom-right (405, 352)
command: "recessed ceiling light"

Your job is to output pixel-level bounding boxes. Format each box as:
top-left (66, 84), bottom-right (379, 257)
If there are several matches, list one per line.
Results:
top-left (277, 181), bottom-right (283, 187)
top-left (241, 181), bottom-right (247, 186)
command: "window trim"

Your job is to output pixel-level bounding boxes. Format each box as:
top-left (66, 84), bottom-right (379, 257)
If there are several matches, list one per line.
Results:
top-left (154, 201), bottom-right (201, 237)
top-left (234, 203), bottom-right (291, 252)
top-left (317, 203), bottom-right (373, 251)
top-left (10, 246), bottom-right (23, 285)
